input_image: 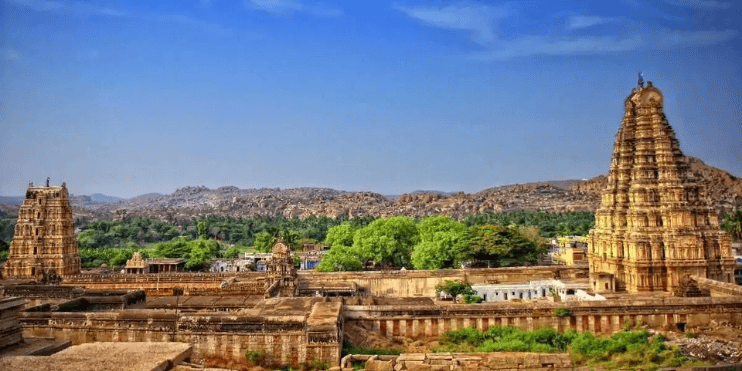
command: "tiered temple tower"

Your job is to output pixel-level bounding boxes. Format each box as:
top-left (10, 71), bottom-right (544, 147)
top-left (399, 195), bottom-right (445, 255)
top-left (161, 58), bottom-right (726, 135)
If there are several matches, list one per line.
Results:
top-left (265, 238), bottom-right (298, 297)
top-left (588, 80), bottom-right (734, 293)
top-left (3, 182), bottom-right (81, 279)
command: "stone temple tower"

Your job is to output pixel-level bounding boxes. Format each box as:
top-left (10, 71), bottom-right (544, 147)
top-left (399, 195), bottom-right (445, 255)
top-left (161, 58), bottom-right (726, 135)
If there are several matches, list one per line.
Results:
top-left (3, 182), bottom-right (81, 279)
top-left (588, 80), bottom-right (734, 293)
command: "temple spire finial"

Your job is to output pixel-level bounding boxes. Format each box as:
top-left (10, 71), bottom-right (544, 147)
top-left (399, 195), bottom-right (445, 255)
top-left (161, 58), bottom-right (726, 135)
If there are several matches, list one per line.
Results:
top-left (638, 71), bottom-right (644, 88)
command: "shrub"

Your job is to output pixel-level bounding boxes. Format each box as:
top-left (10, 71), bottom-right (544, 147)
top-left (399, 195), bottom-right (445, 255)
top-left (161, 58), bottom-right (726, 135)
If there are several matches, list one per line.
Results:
top-left (623, 320), bottom-right (635, 331)
top-left (462, 294), bottom-right (483, 304)
top-left (245, 350), bottom-right (265, 364)
top-left (685, 332), bottom-right (697, 339)
top-left (435, 326), bottom-right (696, 370)
top-left (554, 307), bottom-right (571, 317)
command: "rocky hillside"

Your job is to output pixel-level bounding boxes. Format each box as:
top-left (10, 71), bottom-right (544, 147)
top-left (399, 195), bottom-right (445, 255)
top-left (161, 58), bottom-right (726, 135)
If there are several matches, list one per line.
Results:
top-left (69, 183), bottom-right (598, 222)
top-left (570, 156), bottom-right (742, 214)
top-left (3, 156), bottom-right (737, 222)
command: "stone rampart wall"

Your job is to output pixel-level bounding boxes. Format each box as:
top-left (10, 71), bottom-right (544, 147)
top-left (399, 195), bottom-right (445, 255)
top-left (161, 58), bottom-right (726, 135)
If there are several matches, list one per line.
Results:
top-left (344, 296), bottom-right (742, 339)
top-left (63, 266), bottom-right (588, 297)
top-left (19, 309), bottom-right (340, 367)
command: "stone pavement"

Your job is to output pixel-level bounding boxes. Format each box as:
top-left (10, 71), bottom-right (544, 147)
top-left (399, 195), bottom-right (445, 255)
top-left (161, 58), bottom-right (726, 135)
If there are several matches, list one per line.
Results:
top-left (0, 341), bottom-right (192, 371)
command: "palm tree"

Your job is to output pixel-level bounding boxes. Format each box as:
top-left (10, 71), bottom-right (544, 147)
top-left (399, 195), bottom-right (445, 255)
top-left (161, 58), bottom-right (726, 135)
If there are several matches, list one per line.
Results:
top-left (722, 208), bottom-right (742, 241)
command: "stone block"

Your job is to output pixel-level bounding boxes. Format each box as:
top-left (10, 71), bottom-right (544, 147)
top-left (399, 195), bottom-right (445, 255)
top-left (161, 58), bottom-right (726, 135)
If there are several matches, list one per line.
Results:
top-left (366, 359), bottom-right (395, 371)
top-left (406, 364), bottom-right (432, 371)
top-left (397, 353), bottom-right (426, 362)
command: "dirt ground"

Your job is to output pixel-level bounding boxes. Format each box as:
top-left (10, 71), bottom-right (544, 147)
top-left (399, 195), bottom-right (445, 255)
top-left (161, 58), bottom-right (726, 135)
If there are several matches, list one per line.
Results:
top-left (665, 322), bottom-right (742, 364)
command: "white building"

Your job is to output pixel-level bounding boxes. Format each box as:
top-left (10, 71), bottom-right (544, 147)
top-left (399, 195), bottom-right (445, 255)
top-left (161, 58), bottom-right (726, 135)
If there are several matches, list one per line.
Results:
top-left (472, 279), bottom-right (604, 302)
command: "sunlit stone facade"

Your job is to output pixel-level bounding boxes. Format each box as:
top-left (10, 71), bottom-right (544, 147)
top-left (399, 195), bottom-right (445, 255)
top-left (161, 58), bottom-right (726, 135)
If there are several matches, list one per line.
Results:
top-left (588, 81), bottom-right (734, 293)
top-left (3, 183), bottom-right (81, 279)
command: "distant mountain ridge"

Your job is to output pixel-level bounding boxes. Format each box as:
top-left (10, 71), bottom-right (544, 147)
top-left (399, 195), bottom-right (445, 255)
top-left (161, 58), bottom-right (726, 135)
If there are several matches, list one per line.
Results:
top-left (2, 157), bottom-right (739, 221)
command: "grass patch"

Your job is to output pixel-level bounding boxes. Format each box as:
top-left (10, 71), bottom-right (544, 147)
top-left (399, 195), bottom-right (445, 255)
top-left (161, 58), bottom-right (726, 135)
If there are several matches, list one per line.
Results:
top-left (434, 326), bottom-right (697, 370)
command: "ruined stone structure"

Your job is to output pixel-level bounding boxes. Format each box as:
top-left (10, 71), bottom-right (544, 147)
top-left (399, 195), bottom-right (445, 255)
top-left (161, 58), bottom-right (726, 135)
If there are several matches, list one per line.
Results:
top-left (4, 183), bottom-right (81, 279)
top-left (343, 352), bottom-right (572, 371)
top-left (265, 239), bottom-right (298, 297)
top-left (0, 297), bottom-right (26, 350)
top-left (588, 81), bottom-right (734, 293)
top-left (124, 252), bottom-right (147, 274)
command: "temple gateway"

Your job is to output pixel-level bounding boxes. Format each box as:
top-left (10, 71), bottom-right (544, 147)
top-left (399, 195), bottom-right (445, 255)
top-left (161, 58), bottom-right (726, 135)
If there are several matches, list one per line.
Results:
top-left (3, 182), bottom-right (81, 279)
top-left (588, 81), bottom-right (735, 293)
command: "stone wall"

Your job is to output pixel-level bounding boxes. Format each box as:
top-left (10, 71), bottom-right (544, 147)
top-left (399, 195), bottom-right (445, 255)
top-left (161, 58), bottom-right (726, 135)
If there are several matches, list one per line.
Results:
top-left (342, 352), bottom-right (572, 371)
top-left (0, 297), bottom-right (26, 349)
top-left (64, 272), bottom-right (267, 297)
top-left (63, 267), bottom-right (588, 298)
top-left (300, 267), bottom-right (587, 298)
top-left (343, 296), bottom-right (742, 338)
top-left (693, 275), bottom-right (742, 297)
top-left (18, 305), bottom-right (340, 367)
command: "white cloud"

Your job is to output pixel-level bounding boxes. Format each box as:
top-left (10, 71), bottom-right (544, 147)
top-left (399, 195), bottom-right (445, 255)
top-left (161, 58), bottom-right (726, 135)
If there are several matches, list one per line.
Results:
top-left (661, 0), bottom-right (732, 9)
top-left (655, 29), bottom-right (738, 47)
top-left (397, 3), bottom-right (738, 61)
top-left (5, 0), bottom-right (129, 16)
top-left (470, 35), bottom-right (644, 61)
top-left (1, 47), bottom-right (21, 61)
top-left (469, 29), bottom-right (738, 61)
top-left (394, 4), bottom-right (508, 45)
top-left (244, 0), bottom-right (342, 17)
top-left (567, 15), bottom-right (616, 30)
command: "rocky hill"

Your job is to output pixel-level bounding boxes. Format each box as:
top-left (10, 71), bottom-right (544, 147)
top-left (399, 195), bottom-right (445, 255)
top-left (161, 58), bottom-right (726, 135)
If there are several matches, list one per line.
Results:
top-left (69, 182), bottom-right (598, 222)
top-left (569, 156), bottom-right (742, 214)
top-left (2, 156), bottom-right (738, 222)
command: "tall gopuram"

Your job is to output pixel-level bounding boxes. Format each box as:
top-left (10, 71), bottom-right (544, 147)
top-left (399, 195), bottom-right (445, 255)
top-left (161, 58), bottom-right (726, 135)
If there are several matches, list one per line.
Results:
top-left (3, 182), bottom-right (81, 279)
top-left (588, 79), bottom-right (734, 293)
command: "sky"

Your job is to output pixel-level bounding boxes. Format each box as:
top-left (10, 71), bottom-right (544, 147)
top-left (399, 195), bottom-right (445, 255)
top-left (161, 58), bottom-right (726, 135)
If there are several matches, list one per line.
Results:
top-left (1, 0), bottom-right (741, 198)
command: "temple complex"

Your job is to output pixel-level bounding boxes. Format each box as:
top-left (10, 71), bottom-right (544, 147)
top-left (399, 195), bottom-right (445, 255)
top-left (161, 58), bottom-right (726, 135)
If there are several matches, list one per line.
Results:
top-left (588, 80), bottom-right (734, 293)
top-left (3, 182), bottom-right (81, 279)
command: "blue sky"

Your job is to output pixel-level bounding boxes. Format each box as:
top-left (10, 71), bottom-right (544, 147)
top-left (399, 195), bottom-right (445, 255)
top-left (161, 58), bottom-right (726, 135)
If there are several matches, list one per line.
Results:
top-left (1, 0), bottom-right (740, 198)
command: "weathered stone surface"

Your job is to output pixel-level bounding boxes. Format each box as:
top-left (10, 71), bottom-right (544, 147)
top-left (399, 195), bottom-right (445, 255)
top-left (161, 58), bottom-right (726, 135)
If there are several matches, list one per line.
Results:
top-left (0, 342), bottom-right (192, 371)
top-left (588, 81), bottom-right (735, 293)
top-left (4, 183), bottom-right (81, 279)
top-left (365, 358), bottom-right (394, 371)
top-left (384, 353), bottom-right (572, 371)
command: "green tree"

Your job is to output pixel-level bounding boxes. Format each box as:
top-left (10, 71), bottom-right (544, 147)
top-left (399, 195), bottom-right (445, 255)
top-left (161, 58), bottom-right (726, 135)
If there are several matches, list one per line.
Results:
top-left (722, 208), bottom-right (742, 241)
top-left (316, 245), bottom-right (363, 272)
top-left (463, 224), bottom-right (545, 267)
top-left (197, 221), bottom-right (208, 239)
top-left (186, 238), bottom-right (220, 270)
top-left (435, 280), bottom-right (477, 303)
top-left (411, 216), bottom-right (469, 270)
top-left (253, 231), bottom-right (276, 253)
top-left (352, 216), bottom-right (419, 268)
top-left (324, 222), bottom-right (356, 247)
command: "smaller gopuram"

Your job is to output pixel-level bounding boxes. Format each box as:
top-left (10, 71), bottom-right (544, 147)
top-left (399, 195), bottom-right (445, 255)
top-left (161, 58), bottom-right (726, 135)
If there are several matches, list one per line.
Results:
top-left (3, 181), bottom-right (81, 279)
top-left (265, 238), bottom-right (298, 297)
top-left (588, 79), bottom-right (734, 293)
